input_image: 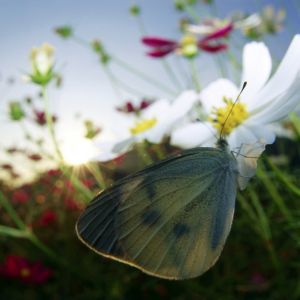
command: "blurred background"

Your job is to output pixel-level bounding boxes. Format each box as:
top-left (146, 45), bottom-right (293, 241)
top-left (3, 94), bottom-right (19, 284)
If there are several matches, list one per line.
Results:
top-left (0, 0), bottom-right (300, 299)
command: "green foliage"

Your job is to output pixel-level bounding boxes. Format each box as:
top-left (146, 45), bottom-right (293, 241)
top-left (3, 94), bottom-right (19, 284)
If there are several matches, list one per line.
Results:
top-left (54, 25), bottom-right (73, 39)
top-left (9, 101), bottom-right (25, 121)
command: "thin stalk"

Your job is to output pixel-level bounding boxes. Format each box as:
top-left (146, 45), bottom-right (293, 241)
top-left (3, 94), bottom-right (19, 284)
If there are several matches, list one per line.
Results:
top-left (265, 156), bottom-right (300, 197)
top-left (71, 34), bottom-right (177, 95)
top-left (105, 66), bottom-right (145, 97)
top-left (61, 165), bottom-right (93, 201)
top-left (86, 163), bottom-right (106, 190)
top-left (257, 164), bottom-right (293, 223)
top-left (189, 59), bottom-right (201, 92)
top-left (290, 112), bottom-right (300, 137)
top-left (113, 56), bottom-right (177, 95)
top-left (41, 85), bottom-right (64, 164)
top-left (0, 225), bottom-right (29, 238)
top-left (162, 59), bottom-right (183, 90)
top-left (103, 65), bottom-right (124, 101)
top-left (136, 141), bottom-right (153, 165)
top-left (214, 54), bottom-right (227, 78)
top-left (183, 5), bottom-right (200, 23)
top-left (0, 191), bottom-right (26, 229)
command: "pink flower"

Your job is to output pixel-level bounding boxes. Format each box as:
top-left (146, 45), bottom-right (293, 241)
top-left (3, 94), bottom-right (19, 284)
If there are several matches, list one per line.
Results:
top-left (33, 110), bottom-right (57, 126)
top-left (35, 209), bottom-right (57, 227)
top-left (0, 163), bottom-right (13, 170)
top-left (27, 153), bottom-right (42, 161)
top-left (12, 190), bottom-right (30, 204)
top-left (142, 23), bottom-right (232, 58)
top-left (47, 169), bottom-right (61, 177)
top-left (64, 198), bottom-right (83, 211)
top-left (0, 255), bottom-right (52, 284)
top-left (116, 99), bottom-right (153, 114)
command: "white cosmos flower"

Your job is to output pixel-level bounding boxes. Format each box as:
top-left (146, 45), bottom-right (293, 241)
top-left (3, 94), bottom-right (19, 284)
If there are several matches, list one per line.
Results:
top-left (171, 35), bottom-right (300, 187)
top-left (96, 90), bottom-right (200, 158)
top-left (30, 43), bottom-right (54, 75)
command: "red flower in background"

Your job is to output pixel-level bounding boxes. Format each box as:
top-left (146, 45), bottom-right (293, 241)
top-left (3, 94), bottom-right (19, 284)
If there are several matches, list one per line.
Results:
top-left (116, 99), bottom-right (153, 114)
top-left (12, 189), bottom-right (30, 204)
top-left (35, 209), bottom-right (57, 227)
top-left (0, 163), bottom-right (13, 170)
top-left (0, 255), bottom-right (52, 284)
top-left (142, 23), bottom-right (233, 57)
top-left (64, 197), bottom-right (84, 211)
top-left (28, 153), bottom-right (42, 161)
top-left (47, 169), bottom-right (61, 177)
top-left (33, 110), bottom-right (57, 126)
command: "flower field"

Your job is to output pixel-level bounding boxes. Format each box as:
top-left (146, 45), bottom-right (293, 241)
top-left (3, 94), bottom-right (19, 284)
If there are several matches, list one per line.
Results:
top-left (0, 1), bottom-right (300, 299)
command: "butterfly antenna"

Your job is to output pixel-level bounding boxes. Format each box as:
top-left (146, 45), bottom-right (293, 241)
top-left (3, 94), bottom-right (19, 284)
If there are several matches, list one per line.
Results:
top-left (219, 81), bottom-right (247, 139)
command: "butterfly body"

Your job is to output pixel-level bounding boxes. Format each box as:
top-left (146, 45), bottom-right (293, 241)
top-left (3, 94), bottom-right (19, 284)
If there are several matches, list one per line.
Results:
top-left (76, 139), bottom-right (239, 280)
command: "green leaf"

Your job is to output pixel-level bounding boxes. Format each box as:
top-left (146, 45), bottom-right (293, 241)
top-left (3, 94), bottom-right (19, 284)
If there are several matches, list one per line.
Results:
top-left (9, 101), bottom-right (25, 121)
top-left (55, 25), bottom-right (73, 39)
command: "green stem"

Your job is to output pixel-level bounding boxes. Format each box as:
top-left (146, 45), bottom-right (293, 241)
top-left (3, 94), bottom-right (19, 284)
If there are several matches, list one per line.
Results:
top-left (105, 65), bottom-right (145, 97)
top-left (41, 85), bottom-right (64, 164)
top-left (214, 54), bottom-right (227, 78)
top-left (136, 141), bottom-right (153, 166)
top-left (113, 56), bottom-right (177, 95)
top-left (265, 156), bottom-right (300, 197)
top-left (70, 35), bottom-right (177, 96)
top-left (0, 191), bottom-right (26, 229)
top-left (0, 225), bottom-right (29, 238)
top-left (162, 59), bottom-right (183, 90)
top-left (103, 65), bottom-right (124, 101)
top-left (257, 164), bottom-right (293, 223)
top-left (183, 5), bottom-right (200, 23)
top-left (290, 112), bottom-right (300, 137)
top-left (189, 59), bottom-right (201, 91)
top-left (60, 165), bottom-right (93, 201)
top-left (86, 163), bottom-right (106, 190)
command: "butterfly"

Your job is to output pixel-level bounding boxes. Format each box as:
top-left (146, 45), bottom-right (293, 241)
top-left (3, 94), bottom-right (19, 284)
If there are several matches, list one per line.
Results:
top-left (76, 82), bottom-right (256, 280)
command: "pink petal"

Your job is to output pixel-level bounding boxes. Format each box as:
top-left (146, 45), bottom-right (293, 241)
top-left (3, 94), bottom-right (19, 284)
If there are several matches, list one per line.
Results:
top-left (141, 36), bottom-right (177, 47)
top-left (204, 23), bottom-right (234, 41)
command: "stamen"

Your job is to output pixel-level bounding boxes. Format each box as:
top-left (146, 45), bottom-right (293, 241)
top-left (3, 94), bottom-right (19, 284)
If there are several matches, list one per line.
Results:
top-left (130, 118), bottom-right (157, 135)
top-left (209, 97), bottom-right (249, 135)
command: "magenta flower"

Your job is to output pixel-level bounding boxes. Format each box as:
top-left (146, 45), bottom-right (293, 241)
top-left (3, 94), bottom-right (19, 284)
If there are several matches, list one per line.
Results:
top-left (33, 109), bottom-right (57, 126)
top-left (12, 189), bottom-right (30, 204)
top-left (35, 209), bottom-right (58, 227)
top-left (142, 23), bottom-right (233, 58)
top-left (116, 99), bottom-right (153, 114)
top-left (0, 255), bottom-right (52, 284)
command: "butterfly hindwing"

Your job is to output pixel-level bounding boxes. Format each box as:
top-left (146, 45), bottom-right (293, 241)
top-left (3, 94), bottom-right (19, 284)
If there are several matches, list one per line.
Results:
top-left (76, 147), bottom-right (238, 279)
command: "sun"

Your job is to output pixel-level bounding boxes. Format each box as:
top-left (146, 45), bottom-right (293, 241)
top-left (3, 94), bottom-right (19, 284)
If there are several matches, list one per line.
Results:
top-left (61, 138), bottom-right (99, 166)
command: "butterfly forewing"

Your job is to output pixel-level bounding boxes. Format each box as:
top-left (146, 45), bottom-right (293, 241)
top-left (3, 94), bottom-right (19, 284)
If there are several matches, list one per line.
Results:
top-left (76, 147), bottom-right (238, 279)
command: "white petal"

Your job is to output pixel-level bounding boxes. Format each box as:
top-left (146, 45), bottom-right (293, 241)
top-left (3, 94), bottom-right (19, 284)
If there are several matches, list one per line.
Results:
top-left (169, 90), bottom-right (200, 120)
top-left (248, 75), bottom-right (300, 124)
top-left (170, 122), bottom-right (215, 149)
top-left (200, 79), bottom-right (239, 113)
top-left (142, 99), bottom-right (170, 120)
top-left (249, 34), bottom-right (300, 112)
top-left (236, 141), bottom-right (267, 190)
top-left (142, 122), bottom-right (169, 144)
top-left (228, 124), bottom-right (275, 152)
top-left (241, 42), bottom-right (272, 101)
top-left (112, 137), bottom-right (136, 153)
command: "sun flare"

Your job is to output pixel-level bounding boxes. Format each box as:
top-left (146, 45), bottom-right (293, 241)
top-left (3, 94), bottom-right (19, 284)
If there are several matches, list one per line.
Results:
top-left (61, 139), bottom-right (99, 166)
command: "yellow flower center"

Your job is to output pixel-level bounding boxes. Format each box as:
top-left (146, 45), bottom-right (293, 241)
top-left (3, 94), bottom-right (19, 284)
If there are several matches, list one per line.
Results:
top-left (209, 97), bottom-right (249, 135)
top-left (130, 118), bottom-right (157, 135)
top-left (20, 268), bottom-right (30, 278)
top-left (179, 34), bottom-right (198, 58)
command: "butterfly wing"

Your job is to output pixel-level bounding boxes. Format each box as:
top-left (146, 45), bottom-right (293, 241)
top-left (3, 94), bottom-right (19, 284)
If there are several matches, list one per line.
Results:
top-left (76, 148), bottom-right (238, 279)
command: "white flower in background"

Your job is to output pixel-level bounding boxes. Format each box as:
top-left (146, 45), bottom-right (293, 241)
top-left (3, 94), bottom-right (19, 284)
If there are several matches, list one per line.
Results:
top-left (108, 90), bottom-right (200, 154)
top-left (171, 35), bottom-right (300, 186)
top-left (29, 43), bottom-right (55, 85)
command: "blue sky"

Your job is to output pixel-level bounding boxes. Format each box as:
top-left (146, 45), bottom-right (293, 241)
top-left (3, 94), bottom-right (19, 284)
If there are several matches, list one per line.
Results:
top-left (0, 0), bottom-right (299, 175)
